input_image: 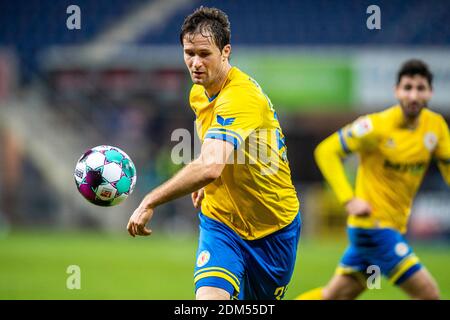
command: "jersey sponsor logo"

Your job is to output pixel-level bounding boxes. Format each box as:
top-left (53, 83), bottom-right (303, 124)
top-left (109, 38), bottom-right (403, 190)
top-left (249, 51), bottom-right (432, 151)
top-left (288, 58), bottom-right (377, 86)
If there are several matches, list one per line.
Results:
top-left (351, 116), bottom-right (373, 137)
top-left (196, 250), bottom-right (211, 268)
top-left (395, 242), bottom-right (409, 257)
top-left (383, 159), bottom-right (426, 174)
top-left (217, 115), bottom-right (235, 126)
top-left (423, 132), bottom-right (438, 151)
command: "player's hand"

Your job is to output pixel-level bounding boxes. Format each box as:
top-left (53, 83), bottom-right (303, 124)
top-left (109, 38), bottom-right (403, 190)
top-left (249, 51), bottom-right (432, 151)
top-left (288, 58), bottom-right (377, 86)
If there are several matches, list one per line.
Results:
top-left (127, 205), bottom-right (153, 237)
top-left (345, 198), bottom-right (372, 216)
top-left (191, 188), bottom-right (205, 209)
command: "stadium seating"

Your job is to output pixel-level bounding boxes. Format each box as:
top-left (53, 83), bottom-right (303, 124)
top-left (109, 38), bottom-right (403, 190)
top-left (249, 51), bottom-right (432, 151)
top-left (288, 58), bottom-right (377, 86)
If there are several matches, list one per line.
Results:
top-left (0, 0), bottom-right (149, 80)
top-left (1, 0), bottom-right (449, 82)
top-left (140, 0), bottom-right (450, 45)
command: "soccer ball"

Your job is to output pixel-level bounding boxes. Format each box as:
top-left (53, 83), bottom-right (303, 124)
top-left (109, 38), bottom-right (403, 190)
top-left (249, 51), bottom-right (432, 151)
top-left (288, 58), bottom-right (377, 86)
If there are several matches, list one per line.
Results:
top-left (74, 145), bottom-right (137, 206)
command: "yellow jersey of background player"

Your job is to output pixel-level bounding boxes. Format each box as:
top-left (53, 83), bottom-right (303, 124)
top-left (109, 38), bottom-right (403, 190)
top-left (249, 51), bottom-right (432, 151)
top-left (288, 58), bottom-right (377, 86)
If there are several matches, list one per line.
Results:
top-left (323, 104), bottom-right (449, 234)
top-left (297, 59), bottom-right (449, 300)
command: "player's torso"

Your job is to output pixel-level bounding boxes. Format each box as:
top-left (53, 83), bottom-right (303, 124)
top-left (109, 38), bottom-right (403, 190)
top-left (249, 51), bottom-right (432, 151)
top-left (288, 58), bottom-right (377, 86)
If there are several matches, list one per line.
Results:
top-left (353, 107), bottom-right (439, 232)
top-left (189, 67), bottom-right (299, 240)
top-left (376, 119), bottom-right (434, 178)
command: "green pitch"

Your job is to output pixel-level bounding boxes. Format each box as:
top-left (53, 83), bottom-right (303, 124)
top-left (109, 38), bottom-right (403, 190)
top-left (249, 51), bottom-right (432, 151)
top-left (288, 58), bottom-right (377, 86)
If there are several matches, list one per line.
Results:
top-left (0, 230), bottom-right (449, 299)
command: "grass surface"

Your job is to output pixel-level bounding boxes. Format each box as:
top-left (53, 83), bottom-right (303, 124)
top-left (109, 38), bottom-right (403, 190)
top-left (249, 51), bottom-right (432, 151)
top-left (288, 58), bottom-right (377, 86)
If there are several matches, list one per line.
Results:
top-left (0, 230), bottom-right (449, 299)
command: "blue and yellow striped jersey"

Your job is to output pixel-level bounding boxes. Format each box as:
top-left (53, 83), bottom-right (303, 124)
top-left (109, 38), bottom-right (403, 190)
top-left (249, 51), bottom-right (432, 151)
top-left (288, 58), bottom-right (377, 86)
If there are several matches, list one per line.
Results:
top-left (190, 67), bottom-right (299, 240)
top-left (316, 105), bottom-right (450, 233)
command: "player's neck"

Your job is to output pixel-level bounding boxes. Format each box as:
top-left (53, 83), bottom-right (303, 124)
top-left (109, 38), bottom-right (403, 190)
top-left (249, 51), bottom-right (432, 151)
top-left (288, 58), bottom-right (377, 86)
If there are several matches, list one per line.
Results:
top-left (205, 63), bottom-right (232, 98)
top-left (402, 115), bottom-right (420, 129)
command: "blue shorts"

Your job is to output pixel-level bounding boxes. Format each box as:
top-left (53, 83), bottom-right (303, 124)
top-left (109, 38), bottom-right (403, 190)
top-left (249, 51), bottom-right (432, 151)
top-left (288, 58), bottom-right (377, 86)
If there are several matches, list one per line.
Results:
top-left (337, 227), bottom-right (422, 285)
top-left (194, 212), bottom-right (301, 300)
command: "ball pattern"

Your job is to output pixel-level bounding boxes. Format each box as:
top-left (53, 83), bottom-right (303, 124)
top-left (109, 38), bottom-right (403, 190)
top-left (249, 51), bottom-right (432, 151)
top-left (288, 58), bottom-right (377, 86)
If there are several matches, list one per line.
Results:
top-left (74, 145), bottom-right (137, 206)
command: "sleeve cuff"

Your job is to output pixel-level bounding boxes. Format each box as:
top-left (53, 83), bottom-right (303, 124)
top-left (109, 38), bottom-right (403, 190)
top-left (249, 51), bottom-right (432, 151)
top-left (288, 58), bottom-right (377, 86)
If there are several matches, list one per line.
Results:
top-left (205, 128), bottom-right (244, 149)
top-left (338, 129), bottom-right (351, 154)
top-left (337, 191), bottom-right (354, 205)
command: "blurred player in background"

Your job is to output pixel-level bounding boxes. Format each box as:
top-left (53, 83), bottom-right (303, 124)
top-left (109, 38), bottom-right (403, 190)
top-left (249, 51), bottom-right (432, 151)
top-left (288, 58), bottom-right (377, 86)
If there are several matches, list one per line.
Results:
top-left (127, 7), bottom-right (301, 300)
top-left (297, 59), bottom-right (449, 300)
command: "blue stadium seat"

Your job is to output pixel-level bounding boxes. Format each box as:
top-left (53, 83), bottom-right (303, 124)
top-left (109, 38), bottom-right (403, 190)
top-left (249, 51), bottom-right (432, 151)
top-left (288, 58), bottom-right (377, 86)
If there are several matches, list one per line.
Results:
top-left (139, 0), bottom-right (450, 45)
top-left (0, 0), bottom-right (149, 81)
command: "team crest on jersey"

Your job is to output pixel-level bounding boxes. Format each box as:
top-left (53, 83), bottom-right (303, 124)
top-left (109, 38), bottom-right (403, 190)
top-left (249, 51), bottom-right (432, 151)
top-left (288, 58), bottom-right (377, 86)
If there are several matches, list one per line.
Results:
top-left (351, 116), bottom-right (373, 137)
top-left (196, 250), bottom-right (210, 267)
top-left (395, 242), bottom-right (409, 257)
top-left (423, 132), bottom-right (437, 151)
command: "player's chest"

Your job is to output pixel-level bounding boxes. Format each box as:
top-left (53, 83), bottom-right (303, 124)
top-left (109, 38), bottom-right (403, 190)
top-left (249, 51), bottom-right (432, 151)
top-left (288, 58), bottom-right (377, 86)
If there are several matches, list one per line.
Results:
top-left (379, 128), bottom-right (438, 163)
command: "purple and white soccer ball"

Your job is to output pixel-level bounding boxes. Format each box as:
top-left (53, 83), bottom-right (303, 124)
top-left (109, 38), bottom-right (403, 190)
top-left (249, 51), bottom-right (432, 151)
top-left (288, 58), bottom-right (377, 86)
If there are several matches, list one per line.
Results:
top-left (74, 145), bottom-right (137, 206)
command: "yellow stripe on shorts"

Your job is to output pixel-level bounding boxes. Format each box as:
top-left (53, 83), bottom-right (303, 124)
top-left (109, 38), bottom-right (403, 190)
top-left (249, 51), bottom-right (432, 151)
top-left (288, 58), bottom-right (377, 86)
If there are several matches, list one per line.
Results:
top-left (194, 270), bottom-right (240, 294)
top-left (335, 265), bottom-right (367, 286)
top-left (389, 255), bottom-right (420, 284)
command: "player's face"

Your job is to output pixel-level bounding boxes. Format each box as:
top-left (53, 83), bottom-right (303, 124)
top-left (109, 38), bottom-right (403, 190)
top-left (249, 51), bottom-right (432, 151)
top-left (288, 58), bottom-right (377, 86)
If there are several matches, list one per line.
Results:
top-left (183, 32), bottom-right (230, 89)
top-left (395, 75), bottom-right (432, 120)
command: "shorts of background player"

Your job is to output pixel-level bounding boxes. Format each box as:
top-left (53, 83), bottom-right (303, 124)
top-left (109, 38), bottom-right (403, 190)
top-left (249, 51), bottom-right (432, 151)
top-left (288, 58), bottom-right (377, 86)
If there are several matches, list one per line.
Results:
top-left (336, 227), bottom-right (422, 285)
top-left (194, 212), bottom-right (301, 300)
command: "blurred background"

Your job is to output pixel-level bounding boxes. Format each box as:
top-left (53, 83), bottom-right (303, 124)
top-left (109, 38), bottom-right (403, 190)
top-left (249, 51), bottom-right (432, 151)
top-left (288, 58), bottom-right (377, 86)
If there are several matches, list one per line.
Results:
top-left (0, 0), bottom-right (449, 299)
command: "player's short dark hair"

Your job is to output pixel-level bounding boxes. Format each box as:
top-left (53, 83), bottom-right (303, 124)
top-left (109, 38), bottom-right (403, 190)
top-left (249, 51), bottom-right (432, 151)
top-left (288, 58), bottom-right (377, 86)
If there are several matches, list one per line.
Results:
top-left (397, 59), bottom-right (433, 88)
top-left (180, 6), bottom-right (231, 51)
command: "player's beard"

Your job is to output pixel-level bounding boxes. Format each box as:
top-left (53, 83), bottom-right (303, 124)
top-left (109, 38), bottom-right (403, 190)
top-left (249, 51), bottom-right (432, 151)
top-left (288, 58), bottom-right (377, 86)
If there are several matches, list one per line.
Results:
top-left (400, 101), bottom-right (427, 121)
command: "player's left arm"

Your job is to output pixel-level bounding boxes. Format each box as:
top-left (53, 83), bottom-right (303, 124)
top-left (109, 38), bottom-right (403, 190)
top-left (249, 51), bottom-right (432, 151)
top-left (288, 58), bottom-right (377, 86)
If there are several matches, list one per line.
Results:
top-left (434, 116), bottom-right (450, 186)
top-left (314, 115), bottom-right (378, 205)
top-left (127, 138), bottom-right (234, 237)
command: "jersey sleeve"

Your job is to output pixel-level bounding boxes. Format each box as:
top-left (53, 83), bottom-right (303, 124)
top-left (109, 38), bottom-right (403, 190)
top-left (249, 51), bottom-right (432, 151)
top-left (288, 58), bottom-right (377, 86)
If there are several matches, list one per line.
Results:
top-left (204, 88), bottom-right (263, 149)
top-left (314, 114), bottom-right (380, 204)
top-left (434, 115), bottom-right (450, 186)
top-left (315, 132), bottom-right (355, 204)
top-left (337, 114), bottom-right (379, 155)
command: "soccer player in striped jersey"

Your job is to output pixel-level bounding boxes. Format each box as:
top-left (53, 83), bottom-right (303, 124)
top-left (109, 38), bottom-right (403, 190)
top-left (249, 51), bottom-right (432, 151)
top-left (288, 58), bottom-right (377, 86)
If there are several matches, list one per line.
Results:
top-left (127, 7), bottom-right (301, 300)
top-left (297, 59), bottom-right (449, 300)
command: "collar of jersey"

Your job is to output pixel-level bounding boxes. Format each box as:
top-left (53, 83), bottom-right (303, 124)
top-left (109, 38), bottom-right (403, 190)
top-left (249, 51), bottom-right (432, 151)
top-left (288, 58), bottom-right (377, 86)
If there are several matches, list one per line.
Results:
top-left (394, 104), bottom-right (423, 130)
top-left (204, 67), bottom-right (236, 102)
top-left (205, 91), bottom-right (220, 102)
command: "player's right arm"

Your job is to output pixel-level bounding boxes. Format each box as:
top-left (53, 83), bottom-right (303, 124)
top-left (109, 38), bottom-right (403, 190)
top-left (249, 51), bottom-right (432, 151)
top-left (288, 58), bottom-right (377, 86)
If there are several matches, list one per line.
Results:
top-left (127, 138), bottom-right (235, 237)
top-left (314, 116), bottom-right (377, 216)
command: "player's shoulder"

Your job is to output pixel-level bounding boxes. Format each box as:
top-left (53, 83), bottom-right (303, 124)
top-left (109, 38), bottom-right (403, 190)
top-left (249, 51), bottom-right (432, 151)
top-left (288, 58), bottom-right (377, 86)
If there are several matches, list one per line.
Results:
top-left (222, 67), bottom-right (262, 95)
top-left (348, 112), bottom-right (379, 138)
top-left (347, 106), bottom-right (397, 138)
top-left (228, 67), bottom-right (253, 84)
top-left (422, 109), bottom-right (449, 139)
top-left (218, 68), bottom-right (267, 108)
top-left (189, 84), bottom-right (204, 100)
top-left (366, 105), bottom-right (402, 129)
top-left (372, 105), bottom-right (401, 122)
top-left (421, 108), bottom-right (447, 124)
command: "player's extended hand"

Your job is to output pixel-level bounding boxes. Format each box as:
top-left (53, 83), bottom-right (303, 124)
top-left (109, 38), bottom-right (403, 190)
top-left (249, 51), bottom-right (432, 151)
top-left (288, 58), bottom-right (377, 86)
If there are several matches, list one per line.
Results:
top-left (127, 205), bottom-right (153, 237)
top-left (345, 198), bottom-right (372, 217)
top-left (191, 188), bottom-right (205, 209)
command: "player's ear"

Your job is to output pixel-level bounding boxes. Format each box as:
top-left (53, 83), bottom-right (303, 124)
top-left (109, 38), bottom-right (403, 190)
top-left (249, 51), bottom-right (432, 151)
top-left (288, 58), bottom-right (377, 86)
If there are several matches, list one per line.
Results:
top-left (222, 44), bottom-right (231, 61)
